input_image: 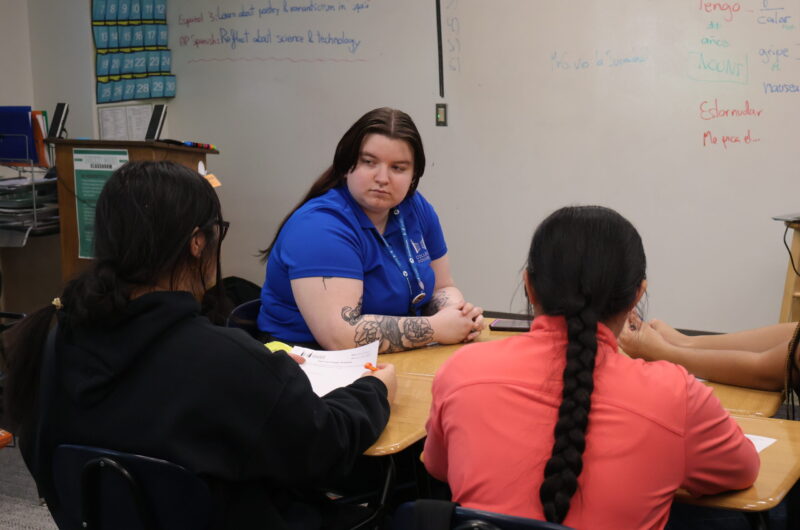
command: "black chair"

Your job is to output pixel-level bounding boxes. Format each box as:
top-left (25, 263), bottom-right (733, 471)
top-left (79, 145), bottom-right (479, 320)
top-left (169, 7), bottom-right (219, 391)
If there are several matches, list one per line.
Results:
top-left (51, 444), bottom-right (213, 530)
top-left (225, 298), bottom-right (262, 338)
top-left (391, 500), bottom-right (573, 530)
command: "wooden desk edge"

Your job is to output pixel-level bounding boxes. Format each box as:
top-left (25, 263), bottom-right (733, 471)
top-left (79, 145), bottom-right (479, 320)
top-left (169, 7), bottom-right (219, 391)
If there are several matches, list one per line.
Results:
top-left (364, 431), bottom-right (426, 457)
top-left (676, 416), bottom-right (800, 512)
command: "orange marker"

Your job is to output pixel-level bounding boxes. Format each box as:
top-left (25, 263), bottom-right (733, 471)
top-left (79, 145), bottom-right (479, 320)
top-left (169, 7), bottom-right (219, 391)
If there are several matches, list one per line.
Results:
top-left (364, 362), bottom-right (379, 372)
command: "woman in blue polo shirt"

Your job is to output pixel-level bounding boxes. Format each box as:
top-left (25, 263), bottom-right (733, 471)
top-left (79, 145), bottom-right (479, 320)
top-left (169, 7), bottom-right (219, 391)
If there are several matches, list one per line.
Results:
top-left (258, 107), bottom-right (483, 352)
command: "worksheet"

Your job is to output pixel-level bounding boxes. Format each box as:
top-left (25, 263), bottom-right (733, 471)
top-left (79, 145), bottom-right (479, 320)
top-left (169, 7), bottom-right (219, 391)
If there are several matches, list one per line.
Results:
top-left (292, 341), bottom-right (379, 397)
top-left (745, 434), bottom-right (776, 453)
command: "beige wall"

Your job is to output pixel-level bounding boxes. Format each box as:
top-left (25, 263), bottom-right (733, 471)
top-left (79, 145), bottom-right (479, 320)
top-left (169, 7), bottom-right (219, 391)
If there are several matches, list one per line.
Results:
top-left (0, 0), bottom-right (33, 106)
top-left (0, 0), bottom-right (64, 312)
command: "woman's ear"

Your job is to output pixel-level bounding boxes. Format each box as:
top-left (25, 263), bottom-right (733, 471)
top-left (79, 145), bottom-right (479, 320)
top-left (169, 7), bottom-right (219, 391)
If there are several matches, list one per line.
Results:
top-left (189, 228), bottom-right (207, 259)
top-left (522, 270), bottom-right (537, 306)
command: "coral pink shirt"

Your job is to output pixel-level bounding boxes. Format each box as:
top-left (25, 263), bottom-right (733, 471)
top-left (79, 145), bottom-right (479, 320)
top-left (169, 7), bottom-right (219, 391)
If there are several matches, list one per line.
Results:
top-left (424, 315), bottom-right (759, 530)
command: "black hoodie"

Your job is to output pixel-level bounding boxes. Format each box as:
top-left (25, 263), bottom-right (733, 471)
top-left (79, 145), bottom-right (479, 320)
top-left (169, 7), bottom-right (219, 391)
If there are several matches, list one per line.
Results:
top-left (20, 291), bottom-right (390, 529)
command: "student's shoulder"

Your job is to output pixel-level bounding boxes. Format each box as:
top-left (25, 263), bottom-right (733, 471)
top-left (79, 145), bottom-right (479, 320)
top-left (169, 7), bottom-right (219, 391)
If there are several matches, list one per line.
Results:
top-left (285, 189), bottom-right (359, 233)
top-left (177, 317), bottom-right (302, 382)
top-left (433, 336), bottom-right (522, 392)
top-left (601, 353), bottom-right (701, 430)
top-left (406, 191), bottom-right (438, 217)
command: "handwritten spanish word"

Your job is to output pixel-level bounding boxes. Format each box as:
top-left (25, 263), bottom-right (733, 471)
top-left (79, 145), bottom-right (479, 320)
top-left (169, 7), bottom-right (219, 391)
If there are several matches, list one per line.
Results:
top-left (550, 49), bottom-right (649, 71)
top-left (698, 1), bottom-right (740, 22)
top-left (186, 27), bottom-right (362, 53)
top-left (701, 35), bottom-right (729, 47)
top-left (758, 0), bottom-right (792, 27)
top-left (702, 129), bottom-right (760, 148)
top-left (763, 82), bottom-right (800, 93)
top-left (759, 46), bottom-right (789, 70)
top-left (688, 51), bottom-right (748, 83)
top-left (699, 99), bottom-right (763, 120)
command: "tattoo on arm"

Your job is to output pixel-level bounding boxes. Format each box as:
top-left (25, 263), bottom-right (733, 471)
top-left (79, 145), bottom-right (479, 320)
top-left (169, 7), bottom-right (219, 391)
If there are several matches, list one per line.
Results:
top-left (403, 318), bottom-right (434, 344)
top-left (424, 290), bottom-right (450, 315)
top-left (322, 276), bottom-right (332, 290)
top-left (341, 297), bottom-right (363, 325)
top-left (353, 315), bottom-right (433, 353)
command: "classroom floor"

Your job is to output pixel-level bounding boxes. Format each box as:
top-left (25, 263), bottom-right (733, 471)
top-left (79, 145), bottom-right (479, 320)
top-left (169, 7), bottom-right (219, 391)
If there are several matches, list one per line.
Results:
top-left (0, 443), bottom-right (57, 530)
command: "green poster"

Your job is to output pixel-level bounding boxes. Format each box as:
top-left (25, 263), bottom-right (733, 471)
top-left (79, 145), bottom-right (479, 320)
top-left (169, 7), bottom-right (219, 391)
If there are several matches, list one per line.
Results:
top-left (73, 148), bottom-right (129, 258)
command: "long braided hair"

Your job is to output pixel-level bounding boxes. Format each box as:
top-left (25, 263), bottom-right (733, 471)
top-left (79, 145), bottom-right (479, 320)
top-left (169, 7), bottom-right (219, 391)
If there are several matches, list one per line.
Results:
top-left (528, 206), bottom-right (646, 524)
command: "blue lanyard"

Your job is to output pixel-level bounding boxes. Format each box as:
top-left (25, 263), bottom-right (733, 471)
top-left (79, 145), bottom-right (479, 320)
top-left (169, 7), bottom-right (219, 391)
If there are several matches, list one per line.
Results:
top-left (376, 208), bottom-right (427, 311)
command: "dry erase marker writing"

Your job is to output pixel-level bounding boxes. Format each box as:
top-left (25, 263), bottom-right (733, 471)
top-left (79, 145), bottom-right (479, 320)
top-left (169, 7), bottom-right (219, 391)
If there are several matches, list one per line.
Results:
top-left (364, 362), bottom-right (379, 372)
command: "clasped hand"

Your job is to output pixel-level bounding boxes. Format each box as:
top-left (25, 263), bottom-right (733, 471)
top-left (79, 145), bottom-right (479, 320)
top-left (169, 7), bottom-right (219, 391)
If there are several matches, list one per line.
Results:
top-left (434, 301), bottom-right (484, 344)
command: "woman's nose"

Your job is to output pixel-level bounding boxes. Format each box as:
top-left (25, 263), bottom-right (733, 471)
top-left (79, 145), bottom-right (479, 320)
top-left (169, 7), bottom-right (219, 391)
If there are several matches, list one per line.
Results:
top-left (374, 164), bottom-right (389, 183)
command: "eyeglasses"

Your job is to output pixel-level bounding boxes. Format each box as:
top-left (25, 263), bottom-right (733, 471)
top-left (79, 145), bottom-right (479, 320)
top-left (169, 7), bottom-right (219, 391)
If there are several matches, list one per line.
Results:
top-left (219, 221), bottom-right (230, 241)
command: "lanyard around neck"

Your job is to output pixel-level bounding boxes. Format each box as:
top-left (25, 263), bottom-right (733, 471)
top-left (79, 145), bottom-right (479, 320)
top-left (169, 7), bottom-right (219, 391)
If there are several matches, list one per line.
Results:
top-left (375, 208), bottom-right (427, 309)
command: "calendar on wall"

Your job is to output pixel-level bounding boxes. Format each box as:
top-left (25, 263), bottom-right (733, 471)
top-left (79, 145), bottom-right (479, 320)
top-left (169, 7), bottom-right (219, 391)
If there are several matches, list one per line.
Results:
top-left (91, 0), bottom-right (176, 104)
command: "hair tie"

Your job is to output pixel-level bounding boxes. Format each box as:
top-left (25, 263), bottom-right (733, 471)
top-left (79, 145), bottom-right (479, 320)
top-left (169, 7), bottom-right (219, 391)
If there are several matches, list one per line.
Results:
top-left (51, 297), bottom-right (63, 310)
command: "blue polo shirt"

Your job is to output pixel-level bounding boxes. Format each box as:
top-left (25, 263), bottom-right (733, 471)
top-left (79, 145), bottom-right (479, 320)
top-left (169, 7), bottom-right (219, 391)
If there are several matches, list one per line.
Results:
top-left (258, 185), bottom-right (448, 344)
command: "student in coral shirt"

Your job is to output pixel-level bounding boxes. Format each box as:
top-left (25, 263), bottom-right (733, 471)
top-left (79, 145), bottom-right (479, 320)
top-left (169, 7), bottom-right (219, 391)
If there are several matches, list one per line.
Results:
top-left (424, 206), bottom-right (759, 530)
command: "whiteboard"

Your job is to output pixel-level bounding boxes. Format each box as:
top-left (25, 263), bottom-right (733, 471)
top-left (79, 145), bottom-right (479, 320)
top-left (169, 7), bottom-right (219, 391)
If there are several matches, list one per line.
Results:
top-left (167, 0), bottom-right (800, 332)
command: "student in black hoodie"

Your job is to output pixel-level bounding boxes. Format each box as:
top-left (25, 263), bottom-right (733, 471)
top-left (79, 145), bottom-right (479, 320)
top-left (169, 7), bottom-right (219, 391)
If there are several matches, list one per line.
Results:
top-left (1, 160), bottom-right (395, 529)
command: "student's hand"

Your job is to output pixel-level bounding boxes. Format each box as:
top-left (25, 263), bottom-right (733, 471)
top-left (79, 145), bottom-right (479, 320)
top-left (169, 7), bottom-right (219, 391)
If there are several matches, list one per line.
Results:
top-left (618, 318), bottom-right (670, 361)
top-left (362, 363), bottom-right (397, 403)
top-left (432, 306), bottom-right (479, 345)
top-left (460, 302), bottom-right (484, 342)
top-left (287, 352), bottom-right (306, 365)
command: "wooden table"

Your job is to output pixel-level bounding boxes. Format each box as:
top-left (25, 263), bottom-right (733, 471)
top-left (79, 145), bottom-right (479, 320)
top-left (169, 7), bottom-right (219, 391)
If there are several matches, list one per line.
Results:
top-left (779, 221), bottom-right (800, 323)
top-left (705, 382), bottom-right (782, 418)
top-left (676, 415), bottom-right (800, 512)
top-left (375, 323), bottom-right (783, 417)
top-left (365, 373), bottom-right (433, 456)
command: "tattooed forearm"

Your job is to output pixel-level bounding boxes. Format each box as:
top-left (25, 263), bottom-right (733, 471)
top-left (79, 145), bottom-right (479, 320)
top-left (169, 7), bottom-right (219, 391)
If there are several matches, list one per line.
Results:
top-left (423, 290), bottom-right (450, 315)
top-left (377, 316), bottom-right (404, 352)
top-left (353, 315), bottom-right (434, 353)
top-left (354, 320), bottom-right (380, 346)
top-left (403, 318), bottom-right (434, 344)
top-left (341, 297), bottom-right (363, 325)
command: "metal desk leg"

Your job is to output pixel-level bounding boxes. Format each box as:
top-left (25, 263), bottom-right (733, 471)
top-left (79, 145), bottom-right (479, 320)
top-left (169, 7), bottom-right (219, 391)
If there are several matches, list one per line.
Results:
top-left (744, 511), bottom-right (769, 530)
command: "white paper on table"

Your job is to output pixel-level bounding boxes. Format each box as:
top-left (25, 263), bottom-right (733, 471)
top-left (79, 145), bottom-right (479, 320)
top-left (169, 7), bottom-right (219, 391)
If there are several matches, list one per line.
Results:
top-left (292, 341), bottom-right (379, 397)
top-left (745, 434), bottom-right (776, 453)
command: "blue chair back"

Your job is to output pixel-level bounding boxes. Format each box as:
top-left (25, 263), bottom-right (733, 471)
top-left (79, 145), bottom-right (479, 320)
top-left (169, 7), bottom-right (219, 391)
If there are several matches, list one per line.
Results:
top-left (52, 444), bottom-right (212, 530)
top-left (226, 299), bottom-right (262, 338)
top-left (392, 500), bottom-right (573, 530)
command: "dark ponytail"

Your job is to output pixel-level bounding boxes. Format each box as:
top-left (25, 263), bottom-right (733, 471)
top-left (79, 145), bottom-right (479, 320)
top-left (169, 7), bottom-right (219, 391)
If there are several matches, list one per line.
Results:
top-left (1, 304), bottom-right (57, 432)
top-left (529, 206), bottom-right (646, 524)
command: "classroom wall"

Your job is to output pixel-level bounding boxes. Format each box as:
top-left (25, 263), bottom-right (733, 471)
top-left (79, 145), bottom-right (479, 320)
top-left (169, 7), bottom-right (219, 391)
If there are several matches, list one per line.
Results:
top-left (161, 0), bottom-right (799, 333)
top-left (8, 0), bottom-right (798, 332)
top-left (27, 0), bottom-right (97, 139)
top-left (0, 0), bottom-right (93, 312)
top-left (0, 0), bottom-right (34, 106)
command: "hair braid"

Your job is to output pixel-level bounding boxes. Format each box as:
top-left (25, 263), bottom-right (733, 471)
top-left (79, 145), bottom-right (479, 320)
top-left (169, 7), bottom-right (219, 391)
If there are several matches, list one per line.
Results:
top-left (529, 205), bottom-right (646, 524)
top-left (539, 306), bottom-right (598, 524)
